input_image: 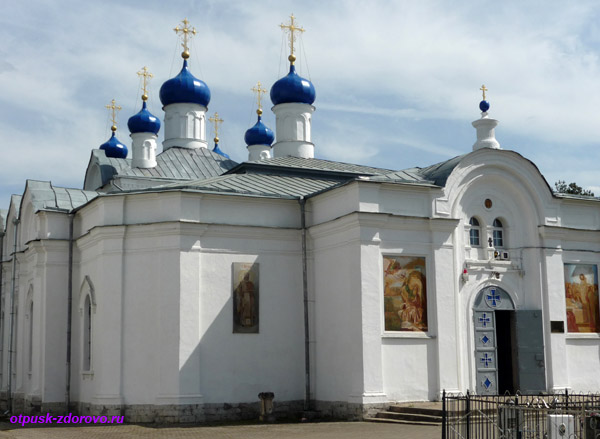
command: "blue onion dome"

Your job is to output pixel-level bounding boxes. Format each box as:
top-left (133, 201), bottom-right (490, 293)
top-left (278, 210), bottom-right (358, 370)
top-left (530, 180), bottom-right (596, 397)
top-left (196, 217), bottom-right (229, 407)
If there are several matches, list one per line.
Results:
top-left (212, 140), bottom-right (230, 159)
top-left (270, 64), bottom-right (316, 106)
top-left (159, 60), bottom-right (211, 107)
top-left (479, 100), bottom-right (490, 112)
top-left (128, 101), bottom-right (161, 135)
top-left (244, 115), bottom-right (275, 146)
top-left (100, 131), bottom-right (128, 159)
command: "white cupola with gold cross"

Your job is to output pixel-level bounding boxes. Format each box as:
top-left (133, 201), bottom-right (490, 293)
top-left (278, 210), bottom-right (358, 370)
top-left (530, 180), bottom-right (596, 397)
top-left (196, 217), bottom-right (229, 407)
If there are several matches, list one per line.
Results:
top-left (128, 67), bottom-right (160, 168)
top-left (472, 85), bottom-right (501, 151)
top-left (245, 81), bottom-right (275, 160)
top-left (160, 19), bottom-right (210, 151)
top-left (270, 14), bottom-right (316, 159)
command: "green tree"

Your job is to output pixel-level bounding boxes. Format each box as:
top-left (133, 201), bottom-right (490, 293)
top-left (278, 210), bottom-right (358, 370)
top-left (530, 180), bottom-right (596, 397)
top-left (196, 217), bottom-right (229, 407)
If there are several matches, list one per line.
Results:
top-left (554, 180), bottom-right (595, 197)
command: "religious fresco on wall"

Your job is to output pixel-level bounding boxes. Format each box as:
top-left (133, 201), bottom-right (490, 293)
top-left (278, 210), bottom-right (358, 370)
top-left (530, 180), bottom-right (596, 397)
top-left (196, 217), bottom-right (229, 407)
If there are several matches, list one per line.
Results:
top-left (233, 263), bottom-right (259, 333)
top-left (383, 256), bottom-right (427, 332)
top-left (564, 263), bottom-right (600, 333)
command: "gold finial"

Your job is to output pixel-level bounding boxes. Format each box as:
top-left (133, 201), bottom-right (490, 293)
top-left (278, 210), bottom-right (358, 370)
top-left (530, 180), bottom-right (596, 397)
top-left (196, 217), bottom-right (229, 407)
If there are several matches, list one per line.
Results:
top-left (280, 14), bottom-right (305, 65)
top-left (137, 66), bottom-right (154, 101)
top-left (174, 18), bottom-right (197, 59)
top-left (209, 112), bottom-right (224, 144)
top-left (480, 84), bottom-right (488, 100)
top-left (251, 81), bottom-right (268, 115)
top-left (105, 98), bottom-right (122, 132)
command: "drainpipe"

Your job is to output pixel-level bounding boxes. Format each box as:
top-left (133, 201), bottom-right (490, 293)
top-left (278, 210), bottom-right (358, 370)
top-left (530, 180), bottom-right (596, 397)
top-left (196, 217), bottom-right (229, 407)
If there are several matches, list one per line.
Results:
top-left (65, 214), bottom-right (74, 412)
top-left (298, 197), bottom-right (311, 411)
top-left (8, 217), bottom-right (19, 412)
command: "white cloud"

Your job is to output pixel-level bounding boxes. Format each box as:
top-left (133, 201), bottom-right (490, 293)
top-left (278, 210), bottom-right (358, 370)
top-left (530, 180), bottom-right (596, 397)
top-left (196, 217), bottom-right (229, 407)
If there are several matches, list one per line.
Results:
top-left (1, 0), bottom-right (600, 208)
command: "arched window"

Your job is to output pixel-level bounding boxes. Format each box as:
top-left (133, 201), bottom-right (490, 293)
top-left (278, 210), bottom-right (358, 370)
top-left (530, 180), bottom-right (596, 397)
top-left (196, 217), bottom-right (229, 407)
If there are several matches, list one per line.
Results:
top-left (83, 296), bottom-right (91, 371)
top-left (492, 218), bottom-right (504, 248)
top-left (469, 217), bottom-right (481, 247)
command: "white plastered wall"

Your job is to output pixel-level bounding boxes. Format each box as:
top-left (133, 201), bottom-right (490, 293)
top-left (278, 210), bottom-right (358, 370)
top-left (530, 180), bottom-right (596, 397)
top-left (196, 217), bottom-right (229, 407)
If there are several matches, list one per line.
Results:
top-left (539, 226), bottom-right (600, 392)
top-left (308, 180), bottom-right (455, 404)
top-left (1, 198), bottom-right (71, 408)
top-left (72, 192), bottom-right (306, 407)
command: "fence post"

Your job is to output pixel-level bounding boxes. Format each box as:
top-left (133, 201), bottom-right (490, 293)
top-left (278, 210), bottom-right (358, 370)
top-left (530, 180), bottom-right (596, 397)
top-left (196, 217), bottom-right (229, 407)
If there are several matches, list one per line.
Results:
top-left (514, 395), bottom-right (519, 439)
top-left (442, 389), bottom-right (446, 439)
top-left (466, 390), bottom-right (471, 439)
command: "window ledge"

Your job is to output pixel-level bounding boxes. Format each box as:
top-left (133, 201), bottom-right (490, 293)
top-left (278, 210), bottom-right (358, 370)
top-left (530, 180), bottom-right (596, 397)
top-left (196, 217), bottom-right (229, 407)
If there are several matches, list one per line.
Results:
top-left (465, 260), bottom-right (522, 273)
top-left (382, 332), bottom-right (436, 339)
top-left (565, 333), bottom-right (600, 340)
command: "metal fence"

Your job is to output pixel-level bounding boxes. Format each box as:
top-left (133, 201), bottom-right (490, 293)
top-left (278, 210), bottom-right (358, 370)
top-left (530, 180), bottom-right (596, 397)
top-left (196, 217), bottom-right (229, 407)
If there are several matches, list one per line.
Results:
top-left (442, 390), bottom-right (600, 439)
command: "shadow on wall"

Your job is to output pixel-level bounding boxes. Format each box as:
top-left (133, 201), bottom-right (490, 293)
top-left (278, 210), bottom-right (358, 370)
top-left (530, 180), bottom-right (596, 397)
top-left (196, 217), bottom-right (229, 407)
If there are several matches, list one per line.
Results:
top-left (178, 255), bottom-right (306, 421)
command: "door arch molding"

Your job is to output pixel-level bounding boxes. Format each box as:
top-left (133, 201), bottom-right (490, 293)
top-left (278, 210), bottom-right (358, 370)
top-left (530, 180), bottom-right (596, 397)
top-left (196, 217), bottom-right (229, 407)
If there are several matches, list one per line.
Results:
top-left (473, 285), bottom-right (515, 312)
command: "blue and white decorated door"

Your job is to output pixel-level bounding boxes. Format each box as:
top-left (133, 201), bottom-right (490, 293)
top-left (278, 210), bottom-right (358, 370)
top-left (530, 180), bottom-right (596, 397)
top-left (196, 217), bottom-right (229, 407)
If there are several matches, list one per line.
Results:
top-left (473, 286), bottom-right (514, 395)
top-left (474, 309), bottom-right (497, 394)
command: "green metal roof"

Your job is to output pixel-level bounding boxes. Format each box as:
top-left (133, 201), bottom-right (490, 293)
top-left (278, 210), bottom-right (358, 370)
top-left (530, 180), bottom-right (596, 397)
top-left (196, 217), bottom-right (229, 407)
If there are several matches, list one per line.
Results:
top-left (156, 173), bottom-right (343, 199)
top-left (369, 169), bottom-right (434, 184)
top-left (416, 155), bottom-right (466, 186)
top-left (229, 156), bottom-right (395, 178)
top-left (88, 147), bottom-right (238, 189)
top-left (23, 180), bottom-right (98, 213)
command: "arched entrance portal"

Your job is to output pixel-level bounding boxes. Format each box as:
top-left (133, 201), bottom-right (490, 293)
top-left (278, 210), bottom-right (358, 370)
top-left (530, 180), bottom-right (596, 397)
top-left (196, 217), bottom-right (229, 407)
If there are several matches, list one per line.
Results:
top-left (473, 286), bottom-right (515, 395)
top-left (473, 286), bottom-right (547, 395)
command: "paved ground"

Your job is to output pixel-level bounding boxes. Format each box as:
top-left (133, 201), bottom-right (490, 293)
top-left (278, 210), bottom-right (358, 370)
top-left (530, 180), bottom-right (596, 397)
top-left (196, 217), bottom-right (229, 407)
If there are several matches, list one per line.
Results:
top-left (0, 421), bottom-right (441, 438)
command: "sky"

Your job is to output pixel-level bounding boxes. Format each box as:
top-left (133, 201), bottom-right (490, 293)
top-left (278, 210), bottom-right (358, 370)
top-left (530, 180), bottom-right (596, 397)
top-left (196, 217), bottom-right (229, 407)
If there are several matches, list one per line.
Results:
top-left (2, 0), bottom-right (600, 211)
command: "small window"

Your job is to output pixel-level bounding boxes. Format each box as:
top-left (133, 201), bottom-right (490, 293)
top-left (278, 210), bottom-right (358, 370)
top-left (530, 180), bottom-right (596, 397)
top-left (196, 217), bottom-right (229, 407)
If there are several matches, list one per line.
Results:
top-left (469, 217), bottom-right (481, 247)
top-left (492, 218), bottom-right (504, 248)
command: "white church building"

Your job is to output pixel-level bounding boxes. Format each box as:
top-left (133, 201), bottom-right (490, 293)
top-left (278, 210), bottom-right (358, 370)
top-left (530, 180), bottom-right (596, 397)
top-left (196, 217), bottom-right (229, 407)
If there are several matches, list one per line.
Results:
top-left (1, 17), bottom-right (599, 423)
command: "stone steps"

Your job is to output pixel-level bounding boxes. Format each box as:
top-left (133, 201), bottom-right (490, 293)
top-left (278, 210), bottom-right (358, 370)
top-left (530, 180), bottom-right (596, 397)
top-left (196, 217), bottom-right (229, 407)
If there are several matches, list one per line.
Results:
top-left (388, 405), bottom-right (443, 417)
top-left (364, 416), bottom-right (441, 426)
top-left (367, 403), bottom-right (443, 425)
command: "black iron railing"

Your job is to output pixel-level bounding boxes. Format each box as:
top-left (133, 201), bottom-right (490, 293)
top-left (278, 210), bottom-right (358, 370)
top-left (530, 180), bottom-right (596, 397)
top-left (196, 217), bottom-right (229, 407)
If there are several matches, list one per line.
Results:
top-left (442, 389), bottom-right (600, 439)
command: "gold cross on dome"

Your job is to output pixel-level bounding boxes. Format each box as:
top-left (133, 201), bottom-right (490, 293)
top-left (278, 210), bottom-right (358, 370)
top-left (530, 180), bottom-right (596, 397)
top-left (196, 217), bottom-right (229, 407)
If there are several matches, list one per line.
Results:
top-left (280, 14), bottom-right (305, 64)
top-left (209, 112), bottom-right (224, 142)
top-left (480, 84), bottom-right (488, 100)
top-left (251, 81), bottom-right (267, 115)
top-left (137, 66), bottom-right (153, 101)
top-left (174, 18), bottom-right (197, 59)
top-left (105, 99), bottom-right (122, 132)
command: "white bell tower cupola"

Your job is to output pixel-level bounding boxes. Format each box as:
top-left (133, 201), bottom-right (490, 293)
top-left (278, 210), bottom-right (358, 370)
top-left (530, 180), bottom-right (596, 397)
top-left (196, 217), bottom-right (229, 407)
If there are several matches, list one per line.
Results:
top-left (270, 14), bottom-right (316, 159)
top-left (159, 19), bottom-right (211, 151)
top-left (472, 84), bottom-right (501, 151)
top-left (128, 67), bottom-right (160, 168)
top-left (245, 81), bottom-right (275, 161)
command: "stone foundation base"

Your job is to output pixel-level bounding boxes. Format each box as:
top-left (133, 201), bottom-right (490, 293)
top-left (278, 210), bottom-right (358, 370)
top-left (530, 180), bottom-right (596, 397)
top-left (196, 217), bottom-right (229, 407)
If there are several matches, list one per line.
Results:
top-left (76, 402), bottom-right (124, 418)
top-left (313, 400), bottom-right (388, 421)
top-left (74, 399), bottom-right (305, 423)
top-left (0, 392), bottom-right (50, 415)
top-left (41, 401), bottom-right (68, 416)
top-left (0, 395), bottom-right (385, 423)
